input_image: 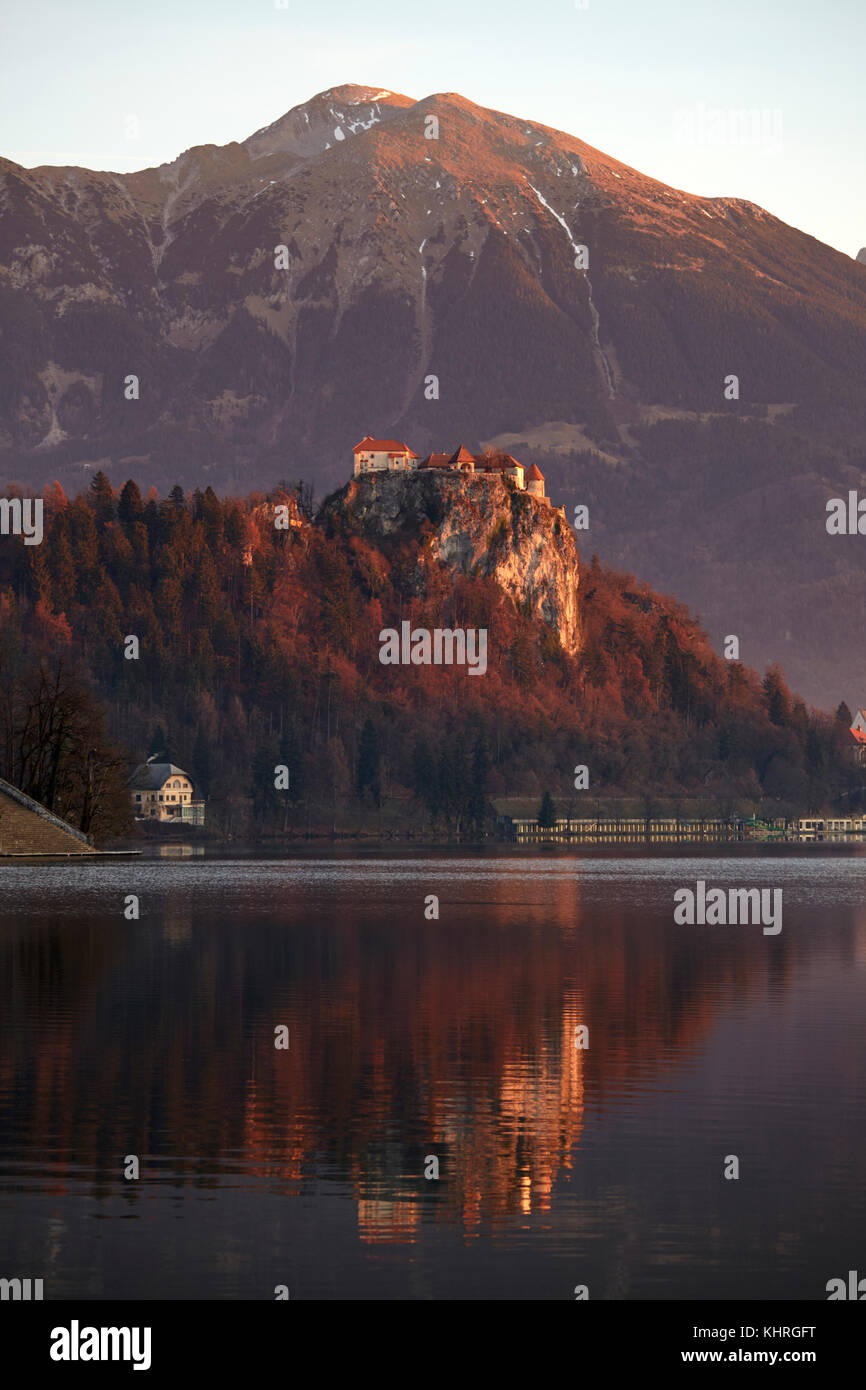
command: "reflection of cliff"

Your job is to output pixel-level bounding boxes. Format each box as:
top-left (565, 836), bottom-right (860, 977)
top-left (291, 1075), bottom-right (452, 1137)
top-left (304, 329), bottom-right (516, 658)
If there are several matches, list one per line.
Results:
top-left (0, 878), bottom-right (820, 1241)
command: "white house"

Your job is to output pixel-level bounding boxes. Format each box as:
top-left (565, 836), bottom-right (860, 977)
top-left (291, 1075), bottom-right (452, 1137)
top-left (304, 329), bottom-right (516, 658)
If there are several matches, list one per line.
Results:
top-left (128, 757), bottom-right (205, 825)
top-left (353, 437), bottom-right (420, 475)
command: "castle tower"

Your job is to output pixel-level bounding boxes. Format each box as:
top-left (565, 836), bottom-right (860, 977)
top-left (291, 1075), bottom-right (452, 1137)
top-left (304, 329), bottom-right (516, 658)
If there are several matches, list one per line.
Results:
top-left (525, 463), bottom-right (545, 499)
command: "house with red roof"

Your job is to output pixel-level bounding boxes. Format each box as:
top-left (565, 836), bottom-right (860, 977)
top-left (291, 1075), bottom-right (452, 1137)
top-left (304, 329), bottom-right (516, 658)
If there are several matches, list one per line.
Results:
top-left (418, 444), bottom-right (527, 489)
top-left (851, 709), bottom-right (866, 765)
top-left (353, 437), bottom-right (420, 476)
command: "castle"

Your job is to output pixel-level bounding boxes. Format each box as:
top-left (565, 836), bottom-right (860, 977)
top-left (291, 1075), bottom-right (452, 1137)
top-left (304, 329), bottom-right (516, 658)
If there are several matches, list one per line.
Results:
top-left (352, 437), bottom-right (546, 499)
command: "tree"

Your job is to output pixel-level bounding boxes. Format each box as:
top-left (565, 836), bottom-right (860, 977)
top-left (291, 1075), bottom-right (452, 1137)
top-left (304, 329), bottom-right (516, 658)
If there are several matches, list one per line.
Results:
top-left (510, 632), bottom-right (535, 689)
top-left (835, 701), bottom-right (853, 727)
top-left (280, 724), bottom-right (305, 805)
top-left (412, 737), bottom-right (439, 825)
top-left (357, 718), bottom-right (381, 806)
top-left (763, 666), bottom-right (791, 728)
top-left (469, 734), bottom-right (490, 834)
top-left (118, 479), bottom-right (144, 531)
top-left (538, 790), bottom-right (557, 828)
top-left (89, 470), bottom-right (115, 525)
top-left (296, 479), bottom-right (315, 520)
top-left (0, 657), bottom-right (130, 839)
top-left (192, 723), bottom-right (213, 800)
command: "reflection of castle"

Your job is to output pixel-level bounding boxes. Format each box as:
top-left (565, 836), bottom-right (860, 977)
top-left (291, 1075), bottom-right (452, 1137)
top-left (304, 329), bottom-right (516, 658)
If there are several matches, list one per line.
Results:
top-left (8, 883), bottom-right (793, 1265)
top-left (453, 989), bottom-right (586, 1226)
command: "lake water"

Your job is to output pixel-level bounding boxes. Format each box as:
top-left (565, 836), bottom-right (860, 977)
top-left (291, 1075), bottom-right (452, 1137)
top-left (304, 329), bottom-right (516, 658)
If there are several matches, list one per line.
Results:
top-left (1, 851), bottom-right (865, 1300)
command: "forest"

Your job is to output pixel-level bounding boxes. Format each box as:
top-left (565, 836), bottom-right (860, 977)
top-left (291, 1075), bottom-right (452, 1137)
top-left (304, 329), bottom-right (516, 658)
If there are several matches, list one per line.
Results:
top-left (0, 472), bottom-right (861, 841)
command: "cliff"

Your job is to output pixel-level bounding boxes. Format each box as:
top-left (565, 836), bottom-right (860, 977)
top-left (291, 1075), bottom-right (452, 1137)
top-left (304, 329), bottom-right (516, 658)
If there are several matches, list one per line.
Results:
top-left (325, 472), bottom-right (580, 656)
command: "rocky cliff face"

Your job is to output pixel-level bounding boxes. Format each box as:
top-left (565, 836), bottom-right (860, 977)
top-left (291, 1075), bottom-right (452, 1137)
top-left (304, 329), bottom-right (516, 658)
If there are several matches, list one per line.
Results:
top-left (329, 471), bottom-right (580, 655)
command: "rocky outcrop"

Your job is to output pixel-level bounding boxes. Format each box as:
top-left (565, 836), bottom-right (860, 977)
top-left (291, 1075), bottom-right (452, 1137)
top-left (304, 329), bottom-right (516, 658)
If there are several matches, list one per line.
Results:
top-left (331, 471), bottom-right (580, 654)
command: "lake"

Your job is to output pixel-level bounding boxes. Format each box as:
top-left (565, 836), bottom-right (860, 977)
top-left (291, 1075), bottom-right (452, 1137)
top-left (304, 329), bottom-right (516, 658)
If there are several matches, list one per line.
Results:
top-left (1, 851), bottom-right (864, 1300)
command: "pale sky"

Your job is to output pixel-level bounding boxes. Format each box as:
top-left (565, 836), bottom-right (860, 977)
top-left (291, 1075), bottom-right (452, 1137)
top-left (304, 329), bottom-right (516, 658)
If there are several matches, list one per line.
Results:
top-left (1, 0), bottom-right (863, 256)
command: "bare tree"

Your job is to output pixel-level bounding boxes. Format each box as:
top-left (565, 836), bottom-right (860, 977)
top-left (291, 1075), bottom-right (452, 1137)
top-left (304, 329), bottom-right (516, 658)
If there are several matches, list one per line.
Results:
top-left (0, 657), bottom-right (131, 839)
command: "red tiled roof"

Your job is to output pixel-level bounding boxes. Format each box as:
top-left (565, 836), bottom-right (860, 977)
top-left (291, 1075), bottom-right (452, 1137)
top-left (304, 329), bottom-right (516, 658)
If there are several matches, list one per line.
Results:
top-left (419, 453), bottom-right (453, 469)
top-left (353, 436), bottom-right (419, 456)
top-left (851, 726), bottom-right (866, 744)
top-left (525, 463), bottom-right (544, 481)
top-left (448, 445), bottom-right (476, 466)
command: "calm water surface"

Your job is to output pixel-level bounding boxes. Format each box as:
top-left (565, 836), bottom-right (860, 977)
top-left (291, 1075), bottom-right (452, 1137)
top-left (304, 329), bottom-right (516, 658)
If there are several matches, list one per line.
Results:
top-left (1, 852), bottom-right (865, 1299)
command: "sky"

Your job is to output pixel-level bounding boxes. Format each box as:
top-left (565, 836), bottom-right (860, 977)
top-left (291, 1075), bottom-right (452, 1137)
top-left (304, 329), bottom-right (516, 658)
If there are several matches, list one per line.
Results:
top-left (1, 0), bottom-right (863, 256)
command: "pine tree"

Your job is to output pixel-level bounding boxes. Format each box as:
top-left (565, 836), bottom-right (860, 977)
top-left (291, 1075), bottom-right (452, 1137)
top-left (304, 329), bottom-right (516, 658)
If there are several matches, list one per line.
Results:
top-left (469, 734), bottom-right (490, 833)
top-left (118, 479), bottom-right (144, 531)
top-left (357, 718), bottom-right (381, 806)
top-left (192, 723), bottom-right (213, 799)
top-left (89, 470), bottom-right (115, 526)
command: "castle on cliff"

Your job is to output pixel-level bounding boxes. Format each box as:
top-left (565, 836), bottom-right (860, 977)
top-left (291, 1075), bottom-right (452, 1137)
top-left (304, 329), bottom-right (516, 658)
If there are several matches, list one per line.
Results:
top-left (352, 437), bottom-right (546, 499)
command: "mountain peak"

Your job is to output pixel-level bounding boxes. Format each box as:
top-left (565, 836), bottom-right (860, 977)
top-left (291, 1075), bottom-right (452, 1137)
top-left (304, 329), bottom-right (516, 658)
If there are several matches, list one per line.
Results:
top-left (322, 84), bottom-right (413, 106)
top-left (243, 84), bottom-right (415, 162)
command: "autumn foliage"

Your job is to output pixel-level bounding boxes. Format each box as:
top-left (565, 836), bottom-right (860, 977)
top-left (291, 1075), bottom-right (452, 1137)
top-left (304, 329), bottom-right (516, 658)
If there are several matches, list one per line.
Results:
top-left (0, 473), bottom-right (859, 835)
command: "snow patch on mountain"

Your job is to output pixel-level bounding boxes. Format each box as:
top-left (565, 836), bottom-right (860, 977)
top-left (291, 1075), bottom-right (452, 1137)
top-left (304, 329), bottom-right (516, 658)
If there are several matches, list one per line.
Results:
top-left (526, 179), bottom-right (615, 400)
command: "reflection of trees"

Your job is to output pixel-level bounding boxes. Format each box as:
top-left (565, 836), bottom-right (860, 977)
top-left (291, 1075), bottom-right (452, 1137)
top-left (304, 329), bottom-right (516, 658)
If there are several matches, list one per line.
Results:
top-left (0, 882), bottom-right (805, 1240)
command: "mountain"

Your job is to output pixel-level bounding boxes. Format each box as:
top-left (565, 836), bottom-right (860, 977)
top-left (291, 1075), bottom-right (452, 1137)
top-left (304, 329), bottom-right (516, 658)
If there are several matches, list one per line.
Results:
top-left (2, 84), bottom-right (866, 705)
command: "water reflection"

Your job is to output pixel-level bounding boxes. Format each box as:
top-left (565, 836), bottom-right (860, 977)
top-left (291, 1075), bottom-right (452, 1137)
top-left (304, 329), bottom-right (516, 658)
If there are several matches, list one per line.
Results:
top-left (0, 856), bottom-right (865, 1298)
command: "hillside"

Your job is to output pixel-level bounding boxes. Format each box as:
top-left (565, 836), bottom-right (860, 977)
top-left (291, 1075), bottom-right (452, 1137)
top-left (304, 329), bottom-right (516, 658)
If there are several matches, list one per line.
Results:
top-left (2, 83), bottom-right (866, 704)
top-left (0, 472), bottom-right (859, 837)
